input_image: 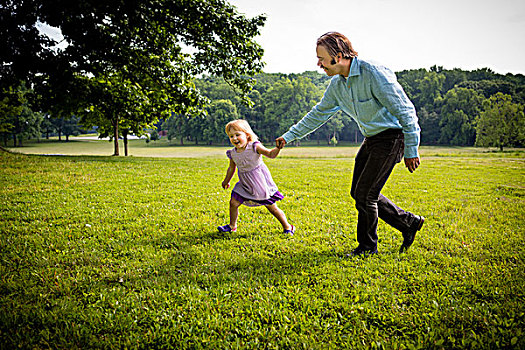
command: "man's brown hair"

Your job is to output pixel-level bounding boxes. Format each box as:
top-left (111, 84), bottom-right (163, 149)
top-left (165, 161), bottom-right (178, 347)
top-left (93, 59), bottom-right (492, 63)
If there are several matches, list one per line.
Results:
top-left (317, 32), bottom-right (358, 60)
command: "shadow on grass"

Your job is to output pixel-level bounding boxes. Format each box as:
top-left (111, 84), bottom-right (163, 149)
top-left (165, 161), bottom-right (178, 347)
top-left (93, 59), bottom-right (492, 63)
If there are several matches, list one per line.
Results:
top-left (133, 228), bottom-right (385, 292)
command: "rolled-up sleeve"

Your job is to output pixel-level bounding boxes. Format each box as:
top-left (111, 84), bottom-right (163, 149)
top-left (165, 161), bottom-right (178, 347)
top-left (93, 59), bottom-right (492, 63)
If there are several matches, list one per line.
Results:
top-left (370, 67), bottom-right (421, 158)
top-left (282, 81), bottom-right (340, 143)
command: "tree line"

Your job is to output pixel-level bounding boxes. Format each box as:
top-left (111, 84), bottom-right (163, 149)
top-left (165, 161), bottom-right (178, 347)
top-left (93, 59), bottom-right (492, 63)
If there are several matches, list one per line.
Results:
top-left (3, 66), bottom-right (525, 151)
top-left (157, 66), bottom-right (525, 151)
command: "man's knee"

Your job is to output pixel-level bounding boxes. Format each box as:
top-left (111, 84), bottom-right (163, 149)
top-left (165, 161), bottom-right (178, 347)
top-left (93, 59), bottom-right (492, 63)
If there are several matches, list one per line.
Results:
top-left (353, 188), bottom-right (379, 209)
top-left (352, 186), bottom-right (368, 204)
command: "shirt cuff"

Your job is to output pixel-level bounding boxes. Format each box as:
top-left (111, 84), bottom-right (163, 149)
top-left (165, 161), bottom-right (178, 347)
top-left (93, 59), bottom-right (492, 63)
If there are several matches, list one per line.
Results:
top-left (404, 146), bottom-right (419, 159)
top-left (282, 131), bottom-right (296, 144)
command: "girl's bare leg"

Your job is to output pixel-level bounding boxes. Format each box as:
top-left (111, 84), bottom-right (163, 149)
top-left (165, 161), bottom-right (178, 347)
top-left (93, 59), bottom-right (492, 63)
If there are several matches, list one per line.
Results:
top-left (229, 197), bottom-right (242, 229)
top-left (265, 203), bottom-right (292, 230)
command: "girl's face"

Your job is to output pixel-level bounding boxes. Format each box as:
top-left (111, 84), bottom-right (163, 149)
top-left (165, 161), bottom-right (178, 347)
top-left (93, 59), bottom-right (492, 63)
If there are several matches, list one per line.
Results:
top-left (227, 128), bottom-right (248, 150)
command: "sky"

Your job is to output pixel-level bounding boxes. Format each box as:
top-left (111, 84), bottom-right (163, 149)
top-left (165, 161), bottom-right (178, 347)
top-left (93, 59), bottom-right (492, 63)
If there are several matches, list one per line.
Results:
top-left (228, 0), bottom-right (525, 75)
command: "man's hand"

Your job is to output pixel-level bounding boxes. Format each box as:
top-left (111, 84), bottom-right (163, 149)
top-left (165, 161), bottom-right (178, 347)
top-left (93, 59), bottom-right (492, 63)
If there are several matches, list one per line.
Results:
top-left (275, 137), bottom-right (286, 149)
top-left (404, 157), bottom-right (420, 173)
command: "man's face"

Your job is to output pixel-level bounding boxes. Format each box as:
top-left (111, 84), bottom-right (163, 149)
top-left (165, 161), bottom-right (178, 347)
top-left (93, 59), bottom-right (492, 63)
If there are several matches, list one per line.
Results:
top-left (316, 45), bottom-right (339, 76)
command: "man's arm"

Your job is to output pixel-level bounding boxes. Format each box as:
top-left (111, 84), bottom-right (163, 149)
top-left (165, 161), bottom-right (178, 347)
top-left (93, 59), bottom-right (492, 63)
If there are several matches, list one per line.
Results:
top-left (369, 66), bottom-right (421, 160)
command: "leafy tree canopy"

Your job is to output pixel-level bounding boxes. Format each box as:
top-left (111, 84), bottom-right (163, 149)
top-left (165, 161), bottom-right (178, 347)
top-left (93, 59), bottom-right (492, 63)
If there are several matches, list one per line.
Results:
top-left (1, 0), bottom-right (265, 94)
top-left (476, 93), bottom-right (525, 151)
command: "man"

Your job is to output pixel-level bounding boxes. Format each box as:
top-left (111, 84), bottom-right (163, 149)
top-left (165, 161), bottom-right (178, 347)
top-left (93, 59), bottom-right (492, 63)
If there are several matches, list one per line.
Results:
top-left (275, 32), bottom-right (425, 255)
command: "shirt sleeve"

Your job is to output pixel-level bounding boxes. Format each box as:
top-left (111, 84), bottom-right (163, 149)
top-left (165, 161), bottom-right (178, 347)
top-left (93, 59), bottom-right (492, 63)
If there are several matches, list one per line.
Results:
top-left (281, 79), bottom-right (340, 143)
top-left (369, 66), bottom-right (421, 158)
top-left (226, 149), bottom-right (232, 159)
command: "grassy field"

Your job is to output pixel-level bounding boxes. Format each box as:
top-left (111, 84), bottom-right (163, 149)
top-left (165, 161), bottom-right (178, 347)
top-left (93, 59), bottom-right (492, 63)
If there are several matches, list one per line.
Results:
top-left (6, 136), bottom-right (522, 158)
top-left (1, 143), bottom-right (524, 349)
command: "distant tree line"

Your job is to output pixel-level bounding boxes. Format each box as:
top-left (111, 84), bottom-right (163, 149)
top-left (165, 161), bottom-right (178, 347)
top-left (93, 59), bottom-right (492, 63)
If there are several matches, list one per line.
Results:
top-left (161, 66), bottom-right (524, 150)
top-left (2, 66), bottom-right (524, 151)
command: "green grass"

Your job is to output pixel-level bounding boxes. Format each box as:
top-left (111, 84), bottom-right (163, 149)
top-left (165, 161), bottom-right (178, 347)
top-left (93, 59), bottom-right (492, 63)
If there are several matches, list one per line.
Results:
top-left (6, 136), bottom-right (524, 158)
top-left (1, 146), bottom-right (524, 349)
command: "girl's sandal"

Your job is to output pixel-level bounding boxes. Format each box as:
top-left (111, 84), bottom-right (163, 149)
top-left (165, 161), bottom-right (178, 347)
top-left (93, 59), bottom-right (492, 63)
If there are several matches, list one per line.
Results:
top-left (218, 224), bottom-right (237, 233)
top-left (283, 225), bottom-right (295, 235)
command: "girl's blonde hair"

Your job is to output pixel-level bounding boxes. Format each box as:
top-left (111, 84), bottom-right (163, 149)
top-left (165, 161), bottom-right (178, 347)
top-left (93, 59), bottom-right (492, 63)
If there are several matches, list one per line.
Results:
top-left (225, 119), bottom-right (258, 142)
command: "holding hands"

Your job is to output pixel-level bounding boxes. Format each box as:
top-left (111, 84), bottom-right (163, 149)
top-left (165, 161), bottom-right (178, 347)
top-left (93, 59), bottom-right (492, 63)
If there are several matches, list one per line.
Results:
top-left (275, 137), bottom-right (286, 149)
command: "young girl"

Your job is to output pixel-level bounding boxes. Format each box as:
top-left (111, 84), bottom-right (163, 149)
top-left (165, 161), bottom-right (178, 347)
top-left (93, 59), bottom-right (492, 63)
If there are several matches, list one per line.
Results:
top-left (218, 119), bottom-right (295, 234)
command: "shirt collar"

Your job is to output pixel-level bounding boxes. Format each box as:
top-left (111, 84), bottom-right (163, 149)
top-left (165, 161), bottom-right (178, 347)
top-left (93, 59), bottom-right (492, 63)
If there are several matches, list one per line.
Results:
top-left (338, 58), bottom-right (360, 83)
top-left (348, 58), bottom-right (360, 77)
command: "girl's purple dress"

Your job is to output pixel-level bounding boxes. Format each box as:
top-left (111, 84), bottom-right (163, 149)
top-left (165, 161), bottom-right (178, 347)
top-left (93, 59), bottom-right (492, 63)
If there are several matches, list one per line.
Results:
top-left (227, 141), bottom-right (284, 207)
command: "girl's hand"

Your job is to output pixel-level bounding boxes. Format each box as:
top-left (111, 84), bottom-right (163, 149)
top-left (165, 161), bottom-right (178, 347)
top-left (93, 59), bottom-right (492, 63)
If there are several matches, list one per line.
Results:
top-left (222, 181), bottom-right (230, 189)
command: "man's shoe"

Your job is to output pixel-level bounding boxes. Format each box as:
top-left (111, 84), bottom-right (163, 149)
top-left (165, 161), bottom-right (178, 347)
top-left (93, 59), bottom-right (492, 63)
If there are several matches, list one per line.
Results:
top-left (351, 246), bottom-right (378, 256)
top-left (400, 216), bottom-right (425, 253)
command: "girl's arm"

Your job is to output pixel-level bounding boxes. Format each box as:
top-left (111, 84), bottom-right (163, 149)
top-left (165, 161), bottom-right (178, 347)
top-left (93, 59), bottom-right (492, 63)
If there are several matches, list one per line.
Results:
top-left (256, 142), bottom-right (281, 159)
top-left (222, 159), bottom-right (236, 189)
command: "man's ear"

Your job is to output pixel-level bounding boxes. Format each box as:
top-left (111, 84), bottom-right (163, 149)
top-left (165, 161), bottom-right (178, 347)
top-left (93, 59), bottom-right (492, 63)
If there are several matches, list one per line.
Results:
top-left (331, 53), bottom-right (343, 65)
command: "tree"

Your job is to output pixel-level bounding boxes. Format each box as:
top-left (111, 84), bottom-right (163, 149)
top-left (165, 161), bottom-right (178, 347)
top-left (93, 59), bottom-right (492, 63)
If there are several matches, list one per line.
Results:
top-left (80, 72), bottom-right (166, 156)
top-left (262, 76), bottom-right (323, 142)
top-left (0, 82), bottom-right (42, 146)
top-left (203, 99), bottom-right (238, 145)
top-left (61, 116), bottom-right (82, 141)
top-left (1, 0), bottom-right (266, 155)
top-left (0, 84), bottom-right (24, 145)
top-left (417, 107), bottom-right (441, 144)
top-left (52, 115), bottom-right (83, 141)
top-left (457, 80), bottom-right (516, 99)
top-left (442, 68), bottom-right (467, 92)
top-left (311, 112), bottom-right (347, 145)
top-left (414, 71), bottom-right (445, 111)
top-left (439, 87), bottom-right (483, 146)
top-left (475, 93), bottom-right (525, 151)
top-left (163, 113), bottom-right (189, 145)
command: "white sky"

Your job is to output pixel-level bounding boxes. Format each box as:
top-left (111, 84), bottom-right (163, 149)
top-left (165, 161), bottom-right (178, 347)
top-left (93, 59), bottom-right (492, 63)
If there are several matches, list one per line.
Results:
top-left (229, 0), bottom-right (525, 75)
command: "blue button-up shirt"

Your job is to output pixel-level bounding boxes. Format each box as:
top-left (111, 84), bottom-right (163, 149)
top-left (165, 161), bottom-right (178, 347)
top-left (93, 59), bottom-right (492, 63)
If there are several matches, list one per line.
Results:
top-left (282, 58), bottom-right (421, 158)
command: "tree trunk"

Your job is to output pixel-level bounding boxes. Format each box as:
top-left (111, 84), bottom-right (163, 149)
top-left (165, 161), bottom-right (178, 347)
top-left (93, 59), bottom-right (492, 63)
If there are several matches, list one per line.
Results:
top-left (113, 118), bottom-right (119, 156)
top-left (123, 130), bottom-right (129, 156)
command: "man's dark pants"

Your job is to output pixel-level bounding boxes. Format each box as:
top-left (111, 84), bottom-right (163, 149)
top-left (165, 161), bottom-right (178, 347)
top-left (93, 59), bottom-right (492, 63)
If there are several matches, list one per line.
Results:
top-left (350, 128), bottom-right (419, 250)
